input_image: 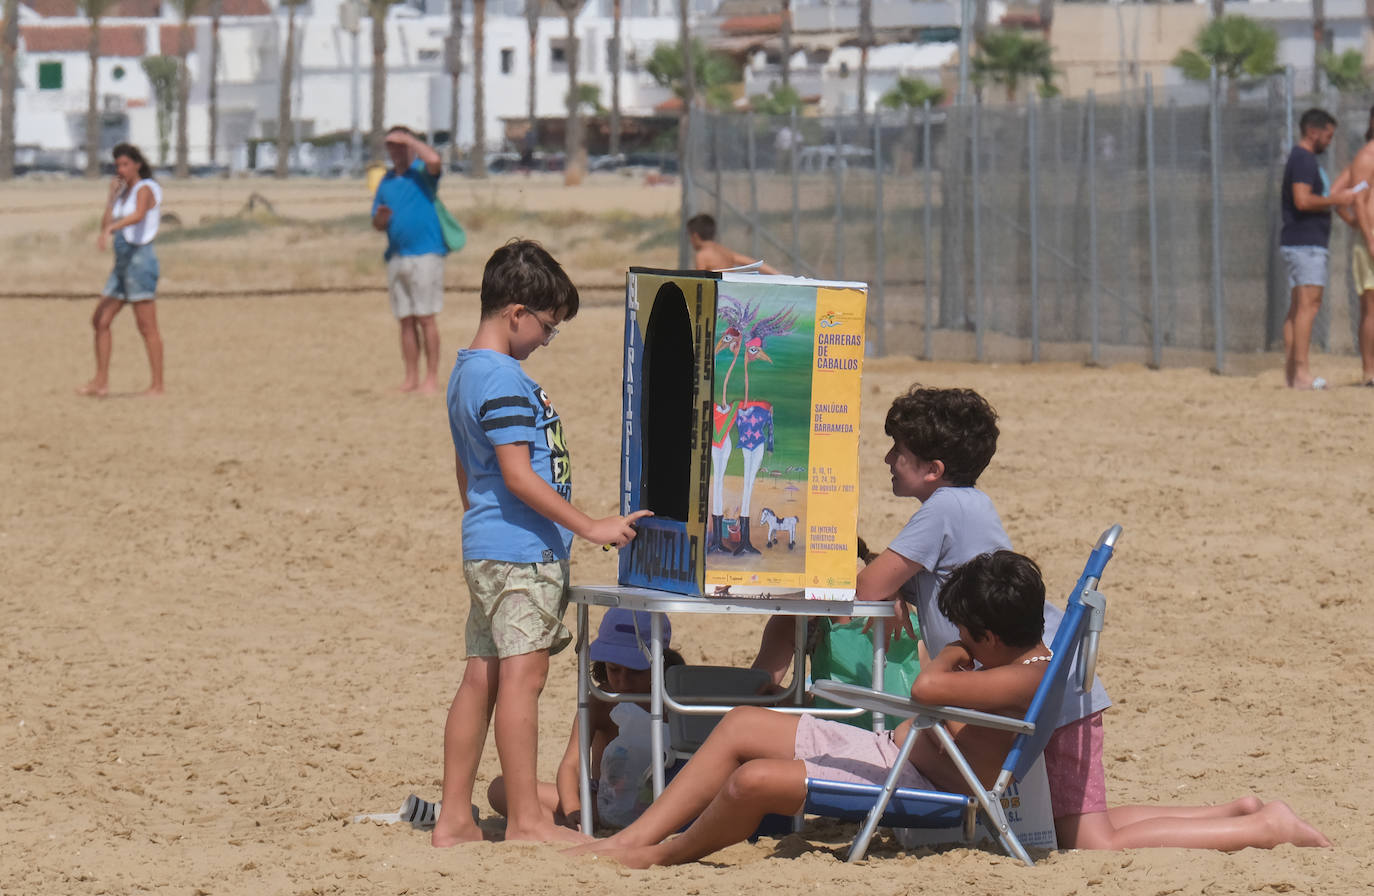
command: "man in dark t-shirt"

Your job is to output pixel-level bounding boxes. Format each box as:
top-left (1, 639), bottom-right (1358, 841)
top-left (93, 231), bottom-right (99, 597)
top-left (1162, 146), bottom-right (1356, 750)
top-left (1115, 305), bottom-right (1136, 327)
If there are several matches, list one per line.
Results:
top-left (1279, 108), bottom-right (1354, 390)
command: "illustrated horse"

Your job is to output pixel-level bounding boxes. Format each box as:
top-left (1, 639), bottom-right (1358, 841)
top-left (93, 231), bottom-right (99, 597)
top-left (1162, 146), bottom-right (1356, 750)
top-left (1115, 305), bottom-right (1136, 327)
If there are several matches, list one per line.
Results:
top-left (759, 507), bottom-right (798, 549)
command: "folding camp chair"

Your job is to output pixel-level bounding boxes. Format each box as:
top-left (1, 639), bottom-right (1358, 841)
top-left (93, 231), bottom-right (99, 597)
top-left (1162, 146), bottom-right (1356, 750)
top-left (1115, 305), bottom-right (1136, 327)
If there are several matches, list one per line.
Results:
top-left (804, 524), bottom-right (1121, 864)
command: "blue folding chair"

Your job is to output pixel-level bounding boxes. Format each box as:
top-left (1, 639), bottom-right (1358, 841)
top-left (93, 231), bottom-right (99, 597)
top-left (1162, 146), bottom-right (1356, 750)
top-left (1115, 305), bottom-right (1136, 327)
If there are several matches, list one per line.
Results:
top-left (805, 524), bottom-right (1121, 864)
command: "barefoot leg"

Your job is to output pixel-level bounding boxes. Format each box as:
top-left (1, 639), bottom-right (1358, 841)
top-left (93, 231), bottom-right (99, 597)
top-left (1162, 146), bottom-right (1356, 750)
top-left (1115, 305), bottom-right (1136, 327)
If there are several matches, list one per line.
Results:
top-left (79, 297), bottom-right (123, 396)
top-left (132, 300), bottom-right (164, 395)
top-left (418, 314), bottom-right (440, 394)
top-left (432, 657), bottom-right (498, 847)
top-left (1358, 289), bottom-right (1374, 382)
top-left (1283, 284), bottom-right (1323, 388)
top-left (398, 316), bottom-right (421, 392)
top-left (1067, 800), bottom-right (1331, 850)
top-left (1103, 796), bottom-right (1264, 828)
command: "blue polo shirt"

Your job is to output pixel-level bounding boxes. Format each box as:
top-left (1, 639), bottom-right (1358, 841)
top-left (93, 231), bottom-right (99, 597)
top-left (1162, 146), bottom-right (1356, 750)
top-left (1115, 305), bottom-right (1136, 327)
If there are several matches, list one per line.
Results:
top-left (371, 157), bottom-right (447, 259)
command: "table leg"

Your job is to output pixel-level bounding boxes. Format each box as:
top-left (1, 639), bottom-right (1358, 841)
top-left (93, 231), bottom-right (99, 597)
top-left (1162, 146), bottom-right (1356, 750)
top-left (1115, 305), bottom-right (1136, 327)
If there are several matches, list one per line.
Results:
top-left (650, 612), bottom-right (666, 797)
top-left (576, 602), bottom-right (593, 834)
top-left (871, 616), bottom-right (887, 733)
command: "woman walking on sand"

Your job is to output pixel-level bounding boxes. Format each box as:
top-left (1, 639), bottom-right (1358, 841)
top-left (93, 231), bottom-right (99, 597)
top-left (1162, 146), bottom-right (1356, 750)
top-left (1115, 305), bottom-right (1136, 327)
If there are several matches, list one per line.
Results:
top-left (79, 143), bottom-right (164, 397)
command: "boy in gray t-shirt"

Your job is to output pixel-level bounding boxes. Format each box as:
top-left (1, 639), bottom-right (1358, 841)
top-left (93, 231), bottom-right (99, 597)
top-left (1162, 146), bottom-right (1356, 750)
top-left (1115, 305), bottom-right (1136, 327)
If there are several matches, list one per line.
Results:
top-left (857, 385), bottom-right (1110, 730)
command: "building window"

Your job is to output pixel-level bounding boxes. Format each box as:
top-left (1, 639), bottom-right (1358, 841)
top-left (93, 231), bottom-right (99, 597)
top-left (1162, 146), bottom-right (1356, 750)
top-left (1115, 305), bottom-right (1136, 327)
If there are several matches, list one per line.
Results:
top-left (112, 65), bottom-right (126, 80)
top-left (605, 37), bottom-right (617, 72)
top-left (550, 39), bottom-right (567, 73)
top-left (38, 60), bottom-right (63, 89)
top-left (501, 47), bottom-right (514, 74)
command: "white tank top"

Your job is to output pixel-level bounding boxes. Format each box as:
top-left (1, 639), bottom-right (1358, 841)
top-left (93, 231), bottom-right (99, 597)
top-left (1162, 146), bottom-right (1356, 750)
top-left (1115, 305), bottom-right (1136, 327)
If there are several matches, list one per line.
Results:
top-left (111, 178), bottom-right (162, 245)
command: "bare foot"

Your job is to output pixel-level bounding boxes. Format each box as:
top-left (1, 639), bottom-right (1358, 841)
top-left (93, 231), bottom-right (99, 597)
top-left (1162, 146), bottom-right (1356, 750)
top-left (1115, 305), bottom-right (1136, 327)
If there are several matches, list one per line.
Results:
top-left (1263, 801), bottom-right (1332, 848)
top-left (398, 380), bottom-right (420, 394)
top-left (1288, 376), bottom-right (1327, 391)
top-left (570, 842), bottom-right (660, 869)
top-left (418, 379), bottom-right (439, 395)
top-left (504, 821), bottom-right (594, 845)
top-left (142, 385), bottom-right (164, 397)
top-left (76, 381), bottom-right (108, 397)
top-left (431, 820), bottom-right (485, 847)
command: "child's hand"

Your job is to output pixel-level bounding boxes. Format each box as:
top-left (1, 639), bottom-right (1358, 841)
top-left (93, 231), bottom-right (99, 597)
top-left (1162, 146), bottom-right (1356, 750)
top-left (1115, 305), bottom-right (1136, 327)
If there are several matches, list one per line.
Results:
top-left (934, 641), bottom-right (974, 672)
top-left (590, 509), bottom-right (653, 549)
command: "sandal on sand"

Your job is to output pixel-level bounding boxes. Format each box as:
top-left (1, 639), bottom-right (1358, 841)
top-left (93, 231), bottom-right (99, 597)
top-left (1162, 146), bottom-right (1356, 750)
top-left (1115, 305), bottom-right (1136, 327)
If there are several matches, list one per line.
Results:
top-left (1311, 377), bottom-right (1328, 390)
top-left (353, 793), bottom-right (463, 829)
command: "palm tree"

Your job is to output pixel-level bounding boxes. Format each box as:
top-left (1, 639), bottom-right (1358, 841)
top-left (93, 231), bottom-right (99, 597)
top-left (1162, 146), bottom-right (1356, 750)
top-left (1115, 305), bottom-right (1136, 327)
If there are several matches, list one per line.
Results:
top-left (78, 0), bottom-right (116, 177)
top-left (1, 0), bottom-right (18, 179)
top-left (550, 0), bottom-right (586, 184)
top-left (779, 0), bottom-right (791, 91)
top-left (142, 55), bottom-right (179, 164)
top-left (609, 0), bottom-right (621, 156)
top-left (447, 0), bottom-right (462, 170)
top-left (1172, 15), bottom-right (1280, 103)
top-left (645, 39), bottom-right (738, 111)
top-left (971, 28), bottom-right (1057, 102)
top-left (276, 0), bottom-right (305, 178)
top-left (207, 0), bottom-right (222, 167)
top-left (881, 75), bottom-right (943, 171)
top-left (525, 0), bottom-right (539, 157)
top-left (1318, 49), bottom-right (1368, 94)
top-left (749, 82), bottom-right (801, 115)
top-left (369, 0), bottom-right (401, 160)
top-left (471, 0), bottom-right (487, 176)
top-left (1312, 0), bottom-right (1325, 95)
top-left (170, 0), bottom-right (201, 178)
top-left (856, 0), bottom-right (872, 129)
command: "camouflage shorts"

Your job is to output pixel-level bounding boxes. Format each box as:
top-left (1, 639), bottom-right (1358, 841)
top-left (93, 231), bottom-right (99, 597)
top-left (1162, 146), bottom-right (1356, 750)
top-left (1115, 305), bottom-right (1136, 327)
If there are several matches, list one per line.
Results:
top-left (463, 558), bottom-right (572, 659)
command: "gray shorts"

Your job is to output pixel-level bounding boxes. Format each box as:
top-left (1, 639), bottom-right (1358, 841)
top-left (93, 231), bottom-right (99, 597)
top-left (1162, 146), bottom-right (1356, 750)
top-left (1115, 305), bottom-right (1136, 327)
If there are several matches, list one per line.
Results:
top-left (1280, 245), bottom-right (1329, 289)
top-left (386, 253), bottom-right (444, 319)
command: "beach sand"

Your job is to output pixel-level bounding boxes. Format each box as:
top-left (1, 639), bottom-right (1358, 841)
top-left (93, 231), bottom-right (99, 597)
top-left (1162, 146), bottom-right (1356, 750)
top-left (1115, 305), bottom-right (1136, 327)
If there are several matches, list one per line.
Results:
top-left (2, 175), bottom-right (1372, 895)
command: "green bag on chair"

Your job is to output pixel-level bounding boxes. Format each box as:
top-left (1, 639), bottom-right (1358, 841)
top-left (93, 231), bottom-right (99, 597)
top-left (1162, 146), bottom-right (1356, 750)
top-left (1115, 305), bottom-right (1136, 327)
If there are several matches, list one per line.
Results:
top-left (810, 617), bottom-right (922, 729)
top-left (435, 197), bottom-right (466, 253)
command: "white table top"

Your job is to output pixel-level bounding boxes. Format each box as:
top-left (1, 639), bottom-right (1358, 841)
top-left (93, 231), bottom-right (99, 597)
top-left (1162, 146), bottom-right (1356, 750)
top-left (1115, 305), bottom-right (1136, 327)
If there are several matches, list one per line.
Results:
top-left (570, 584), bottom-right (898, 618)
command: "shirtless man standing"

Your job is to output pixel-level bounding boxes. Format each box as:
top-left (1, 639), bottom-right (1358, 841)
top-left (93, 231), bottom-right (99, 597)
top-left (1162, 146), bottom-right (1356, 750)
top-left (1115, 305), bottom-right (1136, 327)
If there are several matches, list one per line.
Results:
top-left (1333, 105), bottom-right (1374, 386)
top-left (687, 214), bottom-right (780, 274)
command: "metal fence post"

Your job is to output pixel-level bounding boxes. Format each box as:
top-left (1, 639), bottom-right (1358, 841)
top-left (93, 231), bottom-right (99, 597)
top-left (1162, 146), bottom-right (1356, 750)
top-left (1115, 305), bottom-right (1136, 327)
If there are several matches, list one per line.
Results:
top-left (791, 107), bottom-right (801, 274)
top-left (1284, 65), bottom-right (1294, 152)
top-left (872, 117), bottom-right (885, 355)
top-left (713, 113), bottom-right (723, 224)
top-left (1209, 66), bottom-right (1227, 373)
top-left (1088, 90), bottom-right (1100, 365)
top-left (922, 99), bottom-right (935, 361)
top-left (1028, 92), bottom-right (1040, 362)
top-left (679, 107), bottom-right (693, 268)
top-left (834, 120), bottom-right (845, 280)
top-left (1145, 73), bottom-right (1162, 369)
top-left (973, 99), bottom-right (985, 361)
top-left (747, 110), bottom-right (759, 261)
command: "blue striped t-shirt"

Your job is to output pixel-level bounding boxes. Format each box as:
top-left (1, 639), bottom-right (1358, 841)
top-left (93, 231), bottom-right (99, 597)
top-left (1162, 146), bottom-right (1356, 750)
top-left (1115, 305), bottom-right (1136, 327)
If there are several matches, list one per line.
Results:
top-left (446, 349), bottom-right (573, 563)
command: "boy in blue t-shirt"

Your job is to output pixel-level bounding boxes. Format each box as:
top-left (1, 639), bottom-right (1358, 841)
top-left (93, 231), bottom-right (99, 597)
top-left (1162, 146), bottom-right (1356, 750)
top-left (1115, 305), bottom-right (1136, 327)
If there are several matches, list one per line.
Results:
top-left (431, 240), bottom-right (651, 847)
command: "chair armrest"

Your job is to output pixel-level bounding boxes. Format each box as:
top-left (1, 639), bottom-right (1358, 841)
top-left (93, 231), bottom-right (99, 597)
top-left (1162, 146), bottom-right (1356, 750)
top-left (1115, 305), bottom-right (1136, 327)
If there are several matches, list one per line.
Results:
top-left (810, 679), bottom-right (1035, 735)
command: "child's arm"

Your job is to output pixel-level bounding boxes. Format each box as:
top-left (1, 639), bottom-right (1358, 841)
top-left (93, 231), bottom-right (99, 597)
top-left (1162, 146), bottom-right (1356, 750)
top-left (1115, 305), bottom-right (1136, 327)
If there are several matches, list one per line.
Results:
top-left (494, 442), bottom-right (651, 546)
top-left (855, 549), bottom-right (923, 640)
top-left (910, 643), bottom-right (1043, 715)
top-left (453, 450), bottom-right (470, 512)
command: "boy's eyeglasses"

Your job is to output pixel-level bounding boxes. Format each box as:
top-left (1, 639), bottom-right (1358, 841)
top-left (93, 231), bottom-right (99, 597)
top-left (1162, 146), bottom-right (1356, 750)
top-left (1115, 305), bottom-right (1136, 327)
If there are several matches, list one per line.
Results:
top-left (525, 306), bottom-right (560, 344)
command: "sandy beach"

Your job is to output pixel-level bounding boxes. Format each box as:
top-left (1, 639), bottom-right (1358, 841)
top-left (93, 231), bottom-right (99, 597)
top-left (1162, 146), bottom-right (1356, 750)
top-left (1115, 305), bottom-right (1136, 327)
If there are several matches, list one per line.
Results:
top-left (2, 174), bottom-right (1372, 895)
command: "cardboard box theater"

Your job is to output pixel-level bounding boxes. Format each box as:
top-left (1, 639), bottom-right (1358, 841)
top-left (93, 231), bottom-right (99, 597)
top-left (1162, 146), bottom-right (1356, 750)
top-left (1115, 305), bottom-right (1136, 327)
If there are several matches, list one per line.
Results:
top-left (617, 268), bottom-right (868, 600)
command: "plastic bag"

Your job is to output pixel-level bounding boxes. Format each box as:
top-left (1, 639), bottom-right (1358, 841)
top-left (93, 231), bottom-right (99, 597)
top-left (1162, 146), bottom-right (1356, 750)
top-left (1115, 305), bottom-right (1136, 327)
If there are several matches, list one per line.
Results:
top-left (809, 617), bottom-right (922, 729)
top-left (596, 703), bottom-right (669, 828)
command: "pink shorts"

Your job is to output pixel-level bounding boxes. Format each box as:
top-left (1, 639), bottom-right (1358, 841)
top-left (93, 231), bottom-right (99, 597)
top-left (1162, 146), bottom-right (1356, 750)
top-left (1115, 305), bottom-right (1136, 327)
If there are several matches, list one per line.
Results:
top-left (1044, 711), bottom-right (1108, 818)
top-left (794, 714), bottom-right (933, 790)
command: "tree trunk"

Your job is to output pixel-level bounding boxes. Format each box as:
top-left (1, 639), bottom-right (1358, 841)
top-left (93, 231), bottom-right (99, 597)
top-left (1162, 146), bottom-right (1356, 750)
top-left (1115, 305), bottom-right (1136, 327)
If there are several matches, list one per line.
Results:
top-left (448, 0), bottom-right (462, 170)
top-left (1209, 0), bottom-right (1223, 19)
top-left (1312, 0), bottom-right (1325, 95)
top-left (0, 0), bottom-right (18, 179)
top-left (472, 0), bottom-right (487, 175)
top-left (85, 19), bottom-right (101, 177)
top-left (208, 0), bottom-right (221, 167)
top-left (779, 0), bottom-right (790, 91)
top-left (562, 8), bottom-right (583, 184)
top-left (175, 21), bottom-right (191, 178)
top-left (370, 1), bottom-right (387, 161)
top-left (1038, 0), bottom-right (1053, 37)
top-left (609, 0), bottom-right (621, 156)
top-left (677, 0), bottom-right (692, 265)
top-left (526, 1), bottom-right (537, 152)
top-left (973, 0), bottom-right (988, 42)
top-left (857, 0), bottom-right (871, 133)
top-left (275, 3), bottom-right (295, 178)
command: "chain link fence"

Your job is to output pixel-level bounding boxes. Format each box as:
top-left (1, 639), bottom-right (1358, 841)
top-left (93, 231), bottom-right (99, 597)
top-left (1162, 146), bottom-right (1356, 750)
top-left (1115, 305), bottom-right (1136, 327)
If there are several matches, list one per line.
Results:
top-left (684, 70), bottom-right (1371, 369)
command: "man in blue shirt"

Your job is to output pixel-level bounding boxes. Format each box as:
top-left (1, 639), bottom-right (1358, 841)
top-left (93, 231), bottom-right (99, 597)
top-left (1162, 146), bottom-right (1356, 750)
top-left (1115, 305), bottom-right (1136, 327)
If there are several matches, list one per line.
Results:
top-left (1279, 108), bottom-right (1354, 390)
top-left (372, 126), bottom-right (447, 393)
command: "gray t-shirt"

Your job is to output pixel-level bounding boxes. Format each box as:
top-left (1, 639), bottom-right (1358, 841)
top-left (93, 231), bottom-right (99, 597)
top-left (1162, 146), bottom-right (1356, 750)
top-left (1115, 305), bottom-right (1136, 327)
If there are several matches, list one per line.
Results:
top-left (888, 486), bottom-right (1111, 728)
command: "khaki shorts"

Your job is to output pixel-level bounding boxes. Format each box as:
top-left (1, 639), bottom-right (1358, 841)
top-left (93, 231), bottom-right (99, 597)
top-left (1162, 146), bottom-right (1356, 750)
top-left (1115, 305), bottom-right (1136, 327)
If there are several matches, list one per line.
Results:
top-left (1353, 241), bottom-right (1374, 294)
top-left (463, 558), bottom-right (572, 659)
top-left (386, 253), bottom-right (444, 319)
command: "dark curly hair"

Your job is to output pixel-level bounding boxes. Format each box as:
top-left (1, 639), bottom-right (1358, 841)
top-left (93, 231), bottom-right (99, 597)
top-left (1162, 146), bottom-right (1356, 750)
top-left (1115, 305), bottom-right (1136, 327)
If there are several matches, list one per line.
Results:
top-left (884, 385), bottom-right (998, 487)
top-left (938, 551), bottom-right (1045, 648)
top-left (480, 238), bottom-right (580, 320)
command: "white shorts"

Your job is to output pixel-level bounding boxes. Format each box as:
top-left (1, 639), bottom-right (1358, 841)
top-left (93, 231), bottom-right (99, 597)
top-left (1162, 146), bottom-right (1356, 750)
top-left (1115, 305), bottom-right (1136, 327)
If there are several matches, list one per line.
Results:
top-left (386, 253), bottom-right (444, 319)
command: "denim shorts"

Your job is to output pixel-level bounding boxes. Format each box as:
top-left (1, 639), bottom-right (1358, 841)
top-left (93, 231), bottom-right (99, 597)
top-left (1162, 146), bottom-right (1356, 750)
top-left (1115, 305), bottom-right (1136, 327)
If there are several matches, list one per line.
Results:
top-left (1280, 245), bottom-right (1328, 289)
top-left (103, 233), bottom-right (160, 301)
